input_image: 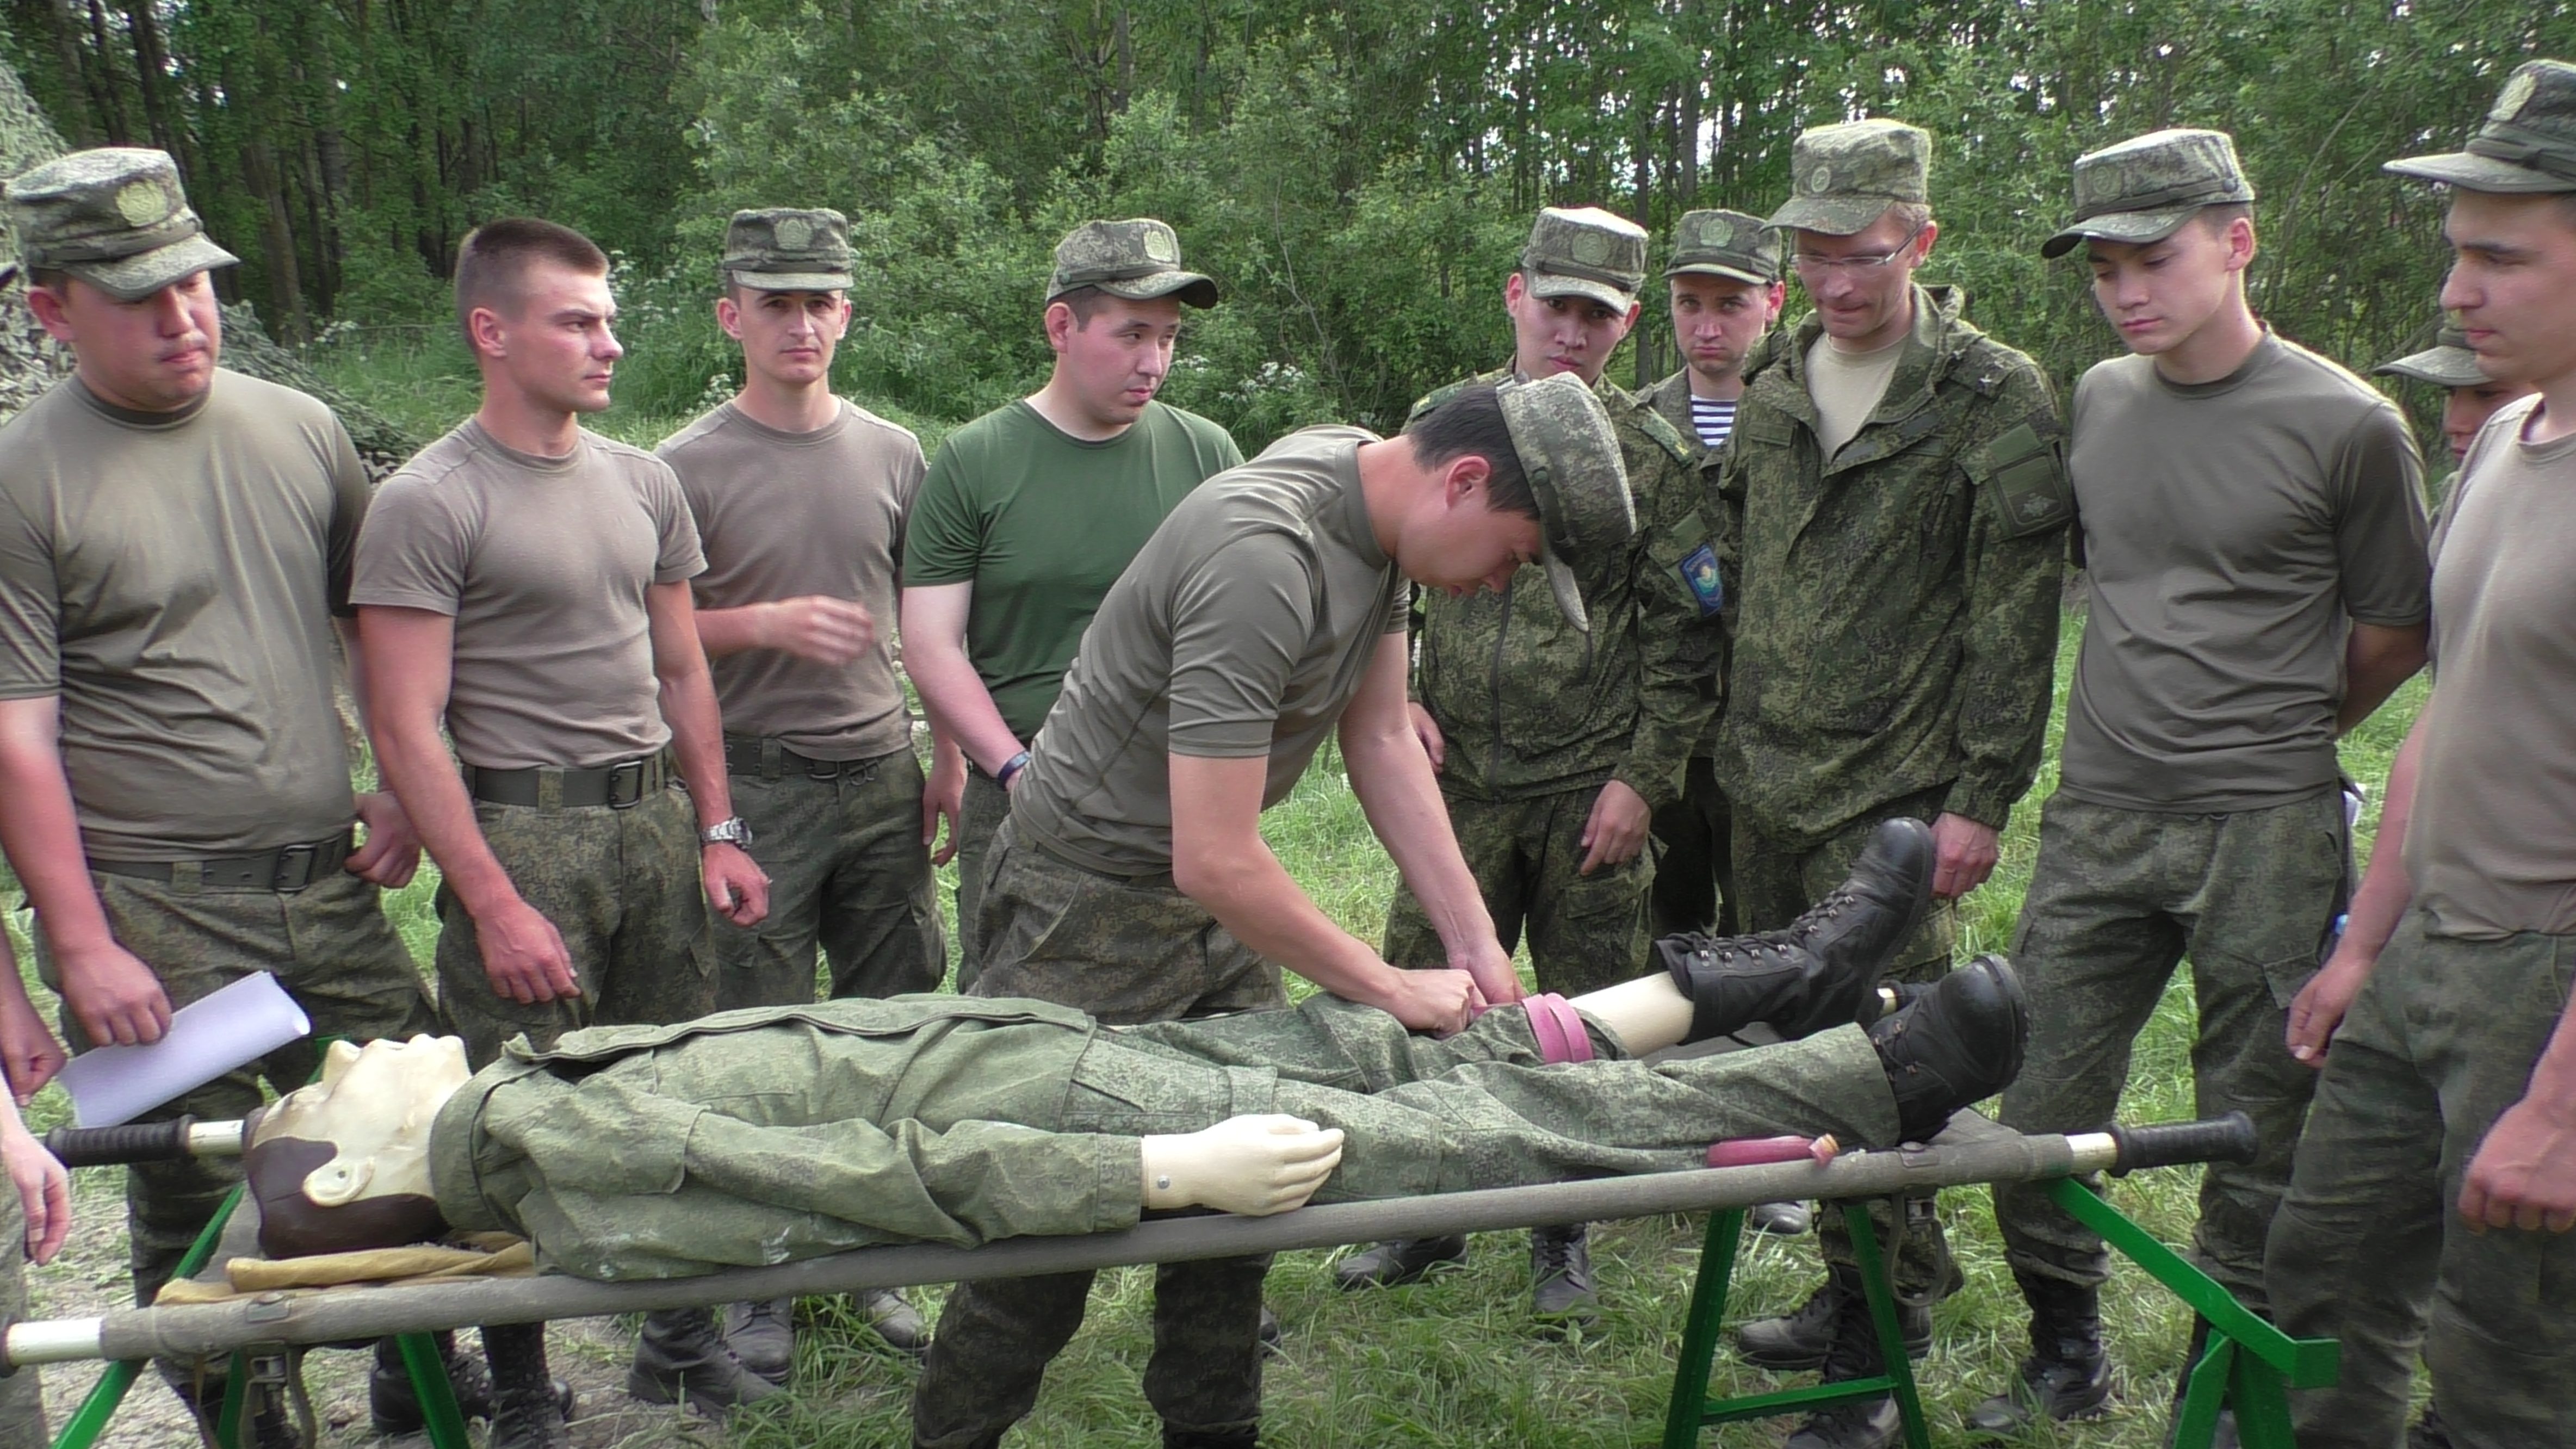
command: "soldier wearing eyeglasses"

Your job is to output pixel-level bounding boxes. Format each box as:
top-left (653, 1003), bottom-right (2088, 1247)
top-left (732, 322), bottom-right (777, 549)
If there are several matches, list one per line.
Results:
top-left (1713, 117), bottom-right (2072, 1449)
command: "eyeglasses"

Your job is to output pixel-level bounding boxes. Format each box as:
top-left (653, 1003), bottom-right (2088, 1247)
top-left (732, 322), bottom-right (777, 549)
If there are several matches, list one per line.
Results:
top-left (1791, 225), bottom-right (1926, 275)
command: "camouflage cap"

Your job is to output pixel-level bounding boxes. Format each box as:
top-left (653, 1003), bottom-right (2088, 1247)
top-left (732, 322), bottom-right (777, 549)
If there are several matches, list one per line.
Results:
top-left (2042, 128), bottom-right (2257, 259)
top-left (2375, 323), bottom-right (2487, 388)
top-left (1495, 372), bottom-right (1634, 633)
top-left (1768, 119), bottom-right (1933, 236)
top-left (1664, 207), bottom-right (1780, 284)
top-left (1520, 206), bottom-right (1649, 309)
top-left (5, 146), bottom-right (237, 301)
top-left (721, 207), bottom-right (853, 291)
top-left (2386, 59), bottom-right (2576, 194)
top-left (1045, 218), bottom-right (1219, 307)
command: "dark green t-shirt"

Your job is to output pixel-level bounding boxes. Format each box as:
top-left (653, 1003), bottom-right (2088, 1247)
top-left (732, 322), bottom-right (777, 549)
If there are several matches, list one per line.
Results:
top-left (901, 400), bottom-right (1241, 738)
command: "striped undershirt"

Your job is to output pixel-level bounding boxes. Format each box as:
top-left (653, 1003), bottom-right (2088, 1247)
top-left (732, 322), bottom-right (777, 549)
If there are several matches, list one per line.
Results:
top-left (1689, 395), bottom-right (1738, 449)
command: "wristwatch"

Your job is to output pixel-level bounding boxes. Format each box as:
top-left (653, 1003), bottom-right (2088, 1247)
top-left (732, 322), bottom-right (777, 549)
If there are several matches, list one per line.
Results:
top-left (702, 816), bottom-right (756, 849)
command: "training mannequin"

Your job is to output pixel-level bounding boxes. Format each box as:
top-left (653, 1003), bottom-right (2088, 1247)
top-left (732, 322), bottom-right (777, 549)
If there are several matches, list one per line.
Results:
top-left (244, 820), bottom-right (2021, 1281)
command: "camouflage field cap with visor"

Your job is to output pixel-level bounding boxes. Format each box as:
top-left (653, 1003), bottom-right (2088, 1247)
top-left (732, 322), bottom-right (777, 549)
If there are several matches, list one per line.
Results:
top-left (6, 146), bottom-right (238, 301)
top-left (1520, 206), bottom-right (1649, 310)
top-left (1044, 218), bottom-right (1219, 307)
top-left (2385, 59), bottom-right (2576, 194)
top-left (1664, 208), bottom-right (1780, 286)
top-left (1768, 119), bottom-right (1933, 237)
top-left (2041, 128), bottom-right (2257, 259)
top-left (721, 207), bottom-right (853, 291)
top-left (2375, 323), bottom-right (2487, 389)
top-left (1493, 371), bottom-right (1635, 634)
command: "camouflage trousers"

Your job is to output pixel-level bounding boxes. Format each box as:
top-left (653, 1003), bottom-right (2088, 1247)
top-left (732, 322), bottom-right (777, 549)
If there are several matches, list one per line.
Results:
top-left (2268, 914), bottom-right (2576, 1449)
top-left (1993, 791), bottom-right (2339, 1310)
top-left (1733, 785), bottom-right (1960, 1302)
top-left (948, 765), bottom-right (1008, 992)
top-left (435, 785), bottom-right (713, 1066)
top-left (1383, 784), bottom-right (1657, 996)
top-left (917, 820), bottom-right (1286, 1446)
top-left (713, 744), bottom-right (944, 1011)
top-left (0, 1181), bottom-right (42, 1447)
top-left (35, 868), bottom-right (432, 1305)
top-left (1650, 754), bottom-right (1739, 937)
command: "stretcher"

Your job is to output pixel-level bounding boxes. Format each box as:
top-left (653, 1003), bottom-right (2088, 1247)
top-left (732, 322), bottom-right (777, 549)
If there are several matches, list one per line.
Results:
top-left (4, 1109), bottom-right (2330, 1449)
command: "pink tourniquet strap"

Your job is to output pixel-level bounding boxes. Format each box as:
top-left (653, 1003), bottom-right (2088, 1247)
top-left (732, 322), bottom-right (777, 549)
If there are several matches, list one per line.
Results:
top-left (1524, 994), bottom-right (1571, 1063)
top-left (1544, 994), bottom-right (1595, 1063)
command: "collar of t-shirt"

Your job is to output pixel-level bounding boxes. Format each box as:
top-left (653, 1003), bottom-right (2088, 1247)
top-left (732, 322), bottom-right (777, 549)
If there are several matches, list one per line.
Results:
top-left (462, 418), bottom-right (586, 474)
top-left (2151, 329), bottom-right (2283, 401)
top-left (71, 373), bottom-right (212, 430)
top-left (1805, 333), bottom-right (1906, 456)
top-left (717, 397), bottom-right (851, 448)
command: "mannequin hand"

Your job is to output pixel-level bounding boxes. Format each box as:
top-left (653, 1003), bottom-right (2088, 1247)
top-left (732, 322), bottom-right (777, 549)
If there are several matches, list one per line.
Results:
top-left (1140, 1114), bottom-right (1345, 1216)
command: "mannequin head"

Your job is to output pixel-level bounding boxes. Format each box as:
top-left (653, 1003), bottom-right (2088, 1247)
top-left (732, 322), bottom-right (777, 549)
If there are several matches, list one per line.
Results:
top-left (246, 1035), bottom-right (471, 1257)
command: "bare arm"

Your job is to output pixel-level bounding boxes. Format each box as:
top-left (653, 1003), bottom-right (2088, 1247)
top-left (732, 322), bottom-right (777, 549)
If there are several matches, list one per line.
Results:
top-left (2338, 621), bottom-right (2429, 735)
top-left (1336, 634), bottom-right (1520, 1004)
top-left (0, 931), bottom-right (65, 1101)
top-left (0, 696), bottom-right (170, 1045)
top-left (358, 605), bottom-right (578, 1005)
top-left (901, 582), bottom-right (1027, 776)
top-left (646, 580), bottom-right (766, 927)
top-left (1168, 748), bottom-right (1483, 1035)
top-left (332, 616), bottom-right (421, 888)
top-left (2288, 711), bottom-right (2427, 1066)
top-left (694, 596), bottom-right (875, 664)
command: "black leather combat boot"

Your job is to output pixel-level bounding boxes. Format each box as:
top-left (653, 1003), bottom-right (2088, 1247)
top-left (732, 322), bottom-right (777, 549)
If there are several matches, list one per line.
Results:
top-left (482, 1323), bottom-right (571, 1449)
top-left (1966, 1273), bottom-right (2113, 1438)
top-left (1781, 1291), bottom-right (1905, 1449)
top-left (1734, 1264), bottom-right (1931, 1372)
top-left (1867, 953), bottom-right (2029, 1141)
top-left (629, 1306), bottom-right (786, 1416)
top-left (1655, 818), bottom-right (1935, 1044)
top-left (1333, 1234), bottom-right (1469, 1290)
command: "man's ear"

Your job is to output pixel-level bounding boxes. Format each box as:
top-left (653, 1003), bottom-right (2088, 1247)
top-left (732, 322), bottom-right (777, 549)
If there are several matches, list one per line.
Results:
top-left (1502, 270), bottom-right (1528, 314)
top-left (465, 304), bottom-right (509, 362)
top-left (715, 292), bottom-right (745, 341)
top-left (24, 281), bottom-right (73, 343)
top-left (1442, 451), bottom-right (1494, 508)
top-left (1042, 299), bottom-right (1076, 354)
top-left (2224, 215), bottom-right (2259, 273)
top-left (1763, 281), bottom-right (1787, 325)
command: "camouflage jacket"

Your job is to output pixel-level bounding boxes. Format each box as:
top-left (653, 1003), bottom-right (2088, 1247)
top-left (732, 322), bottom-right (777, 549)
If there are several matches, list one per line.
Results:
top-left (1715, 285), bottom-right (2070, 840)
top-left (1640, 368), bottom-right (1746, 754)
top-left (1407, 367), bottom-right (1722, 811)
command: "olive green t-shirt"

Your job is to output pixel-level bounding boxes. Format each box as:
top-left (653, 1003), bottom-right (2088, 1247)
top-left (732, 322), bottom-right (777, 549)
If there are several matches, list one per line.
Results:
top-left (1010, 427), bottom-right (1409, 877)
top-left (0, 373), bottom-right (367, 857)
top-left (658, 399), bottom-right (921, 760)
top-left (354, 422), bottom-right (705, 770)
top-left (2408, 397), bottom-right (2576, 937)
top-left (1805, 333), bottom-right (1905, 457)
top-left (901, 400), bottom-right (1241, 739)
top-left (2058, 336), bottom-right (2429, 812)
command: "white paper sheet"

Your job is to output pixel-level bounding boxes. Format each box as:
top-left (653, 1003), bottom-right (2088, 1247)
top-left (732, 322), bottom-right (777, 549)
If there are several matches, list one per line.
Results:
top-left (57, 971), bottom-right (312, 1127)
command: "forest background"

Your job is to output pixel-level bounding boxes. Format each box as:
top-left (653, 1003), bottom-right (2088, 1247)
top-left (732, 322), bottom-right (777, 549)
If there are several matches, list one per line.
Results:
top-left (11, 0), bottom-right (2574, 454)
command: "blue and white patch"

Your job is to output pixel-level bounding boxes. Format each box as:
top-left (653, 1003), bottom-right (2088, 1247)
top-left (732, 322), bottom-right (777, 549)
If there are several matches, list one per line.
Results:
top-left (1680, 543), bottom-right (1724, 616)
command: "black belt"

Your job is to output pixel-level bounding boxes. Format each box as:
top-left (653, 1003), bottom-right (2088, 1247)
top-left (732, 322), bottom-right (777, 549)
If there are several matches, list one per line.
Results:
top-left (723, 738), bottom-right (891, 780)
top-left (88, 830), bottom-right (355, 893)
top-left (463, 754), bottom-right (668, 809)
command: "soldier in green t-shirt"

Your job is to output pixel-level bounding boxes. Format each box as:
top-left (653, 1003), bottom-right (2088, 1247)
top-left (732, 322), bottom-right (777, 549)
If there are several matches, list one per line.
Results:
top-left (900, 219), bottom-right (1240, 987)
top-left (1343, 206), bottom-right (1724, 1324)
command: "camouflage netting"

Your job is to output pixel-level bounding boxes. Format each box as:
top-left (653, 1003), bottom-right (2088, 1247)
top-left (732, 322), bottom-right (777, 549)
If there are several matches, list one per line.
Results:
top-left (0, 57), bottom-right (417, 473)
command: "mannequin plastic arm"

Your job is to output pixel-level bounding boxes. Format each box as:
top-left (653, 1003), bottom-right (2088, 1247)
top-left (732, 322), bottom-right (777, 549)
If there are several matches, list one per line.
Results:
top-left (1138, 1115), bottom-right (1345, 1216)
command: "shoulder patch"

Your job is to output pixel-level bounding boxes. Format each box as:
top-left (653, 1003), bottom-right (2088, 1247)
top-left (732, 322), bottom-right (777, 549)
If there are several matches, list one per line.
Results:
top-left (1632, 405), bottom-right (1694, 465)
top-left (1679, 542), bottom-right (1724, 616)
top-left (1974, 421), bottom-right (2074, 539)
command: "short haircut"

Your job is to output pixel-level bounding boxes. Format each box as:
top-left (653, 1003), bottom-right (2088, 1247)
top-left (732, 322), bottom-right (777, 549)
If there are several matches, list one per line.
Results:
top-left (2194, 202), bottom-right (2255, 238)
top-left (2559, 193), bottom-right (2576, 230)
top-left (25, 266), bottom-right (67, 294)
top-left (453, 218), bottom-right (608, 342)
top-left (1884, 201), bottom-right (1934, 237)
top-left (1051, 284), bottom-right (1115, 329)
top-left (1403, 385), bottom-right (1537, 518)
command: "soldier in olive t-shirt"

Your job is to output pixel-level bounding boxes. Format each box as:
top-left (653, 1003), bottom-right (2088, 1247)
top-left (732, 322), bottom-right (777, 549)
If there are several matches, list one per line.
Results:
top-left (1972, 130), bottom-right (2428, 1442)
top-left (0, 146), bottom-right (435, 1351)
